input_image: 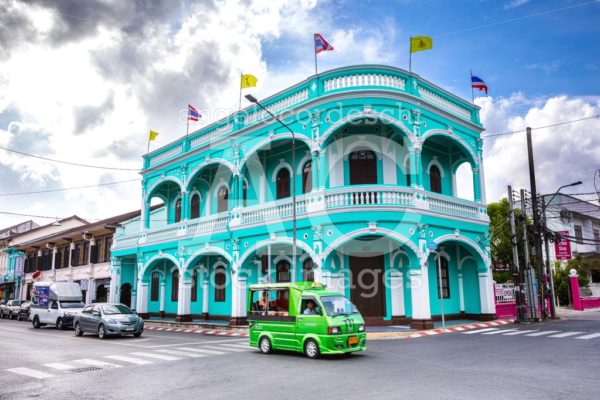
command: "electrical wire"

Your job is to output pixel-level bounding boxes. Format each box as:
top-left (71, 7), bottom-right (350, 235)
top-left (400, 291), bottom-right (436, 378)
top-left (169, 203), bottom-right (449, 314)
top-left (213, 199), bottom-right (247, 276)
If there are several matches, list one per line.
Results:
top-left (483, 114), bottom-right (600, 138)
top-left (0, 145), bottom-right (141, 172)
top-left (0, 179), bottom-right (140, 196)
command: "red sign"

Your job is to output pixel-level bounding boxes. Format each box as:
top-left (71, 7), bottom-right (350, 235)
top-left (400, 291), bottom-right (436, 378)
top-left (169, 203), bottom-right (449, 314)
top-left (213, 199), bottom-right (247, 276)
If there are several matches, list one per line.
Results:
top-left (554, 230), bottom-right (572, 260)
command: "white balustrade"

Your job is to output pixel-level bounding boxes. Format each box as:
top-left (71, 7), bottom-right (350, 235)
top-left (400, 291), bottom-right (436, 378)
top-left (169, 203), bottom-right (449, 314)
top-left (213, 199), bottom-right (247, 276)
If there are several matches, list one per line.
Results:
top-left (148, 143), bottom-right (183, 166)
top-left (325, 186), bottom-right (414, 208)
top-left (187, 214), bottom-right (229, 235)
top-left (427, 192), bottom-right (479, 218)
top-left (417, 86), bottom-right (471, 120)
top-left (323, 73), bottom-right (406, 92)
top-left (240, 197), bottom-right (308, 225)
top-left (244, 90), bottom-right (309, 124)
top-left (190, 123), bottom-right (233, 149)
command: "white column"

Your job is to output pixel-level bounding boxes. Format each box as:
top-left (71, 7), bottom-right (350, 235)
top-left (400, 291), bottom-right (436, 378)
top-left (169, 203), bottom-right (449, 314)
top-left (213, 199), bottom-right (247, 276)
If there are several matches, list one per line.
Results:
top-left (478, 271), bottom-right (496, 315)
top-left (136, 280), bottom-right (148, 314)
top-left (390, 271), bottom-right (405, 316)
top-left (159, 279), bottom-right (166, 313)
top-left (409, 258), bottom-right (432, 321)
top-left (177, 271), bottom-right (192, 317)
top-left (202, 279), bottom-right (209, 314)
top-left (109, 258), bottom-right (121, 303)
top-left (458, 271), bottom-right (465, 312)
top-left (51, 247), bottom-right (57, 280)
top-left (231, 274), bottom-right (247, 318)
top-left (87, 278), bottom-right (95, 304)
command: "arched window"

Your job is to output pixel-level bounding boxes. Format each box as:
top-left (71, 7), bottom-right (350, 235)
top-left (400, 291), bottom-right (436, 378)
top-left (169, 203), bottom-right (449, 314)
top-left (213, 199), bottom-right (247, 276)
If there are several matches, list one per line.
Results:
top-left (217, 186), bottom-right (229, 213)
top-left (430, 165), bottom-right (442, 193)
top-left (349, 150), bottom-right (377, 185)
top-left (243, 179), bottom-right (248, 207)
top-left (191, 269), bottom-right (198, 302)
top-left (190, 194), bottom-right (200, 219)
top-left (171, 270), bottom-right (179, 302)
top-left (302, 259), bottom-right (314, 282)
top-left (302, 161), bottom-right (312, 193)
top-left (174, 198), bottom-right (182, 223)
top-left (214, 267), bottom-right (226, 302)
top-left (276, 260), bottom-right (290, 283)
top-left (276, 168), bottom-right (290, 199)
top-left (436, 257), bottom-right (450, 299)
top-left (405, 159), bottom-right (411, 187)
top-left (120, 283), bottom-right (131, 307)
top-left (151, 272), bottom-right (159, 302)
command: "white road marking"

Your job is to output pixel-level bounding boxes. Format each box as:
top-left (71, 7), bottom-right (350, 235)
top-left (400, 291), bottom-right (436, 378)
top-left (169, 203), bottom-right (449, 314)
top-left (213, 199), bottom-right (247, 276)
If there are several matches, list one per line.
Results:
top-left (525, 331), bottom-right (560, 337)
top-left (198, 345), bottom-right (249, 352)
top-left (73, 359), bottom-right (122, 368)
top-left (6, 367), bottom-right (54, 379)
top-left (156, 349), bottom-right (206, 358)
top-left (42, 362), bottom-right (77, 371)
top-left (463, 328), bottom-right (499, 334)
top-left (502, 330), bottom-right (538, 336)
top-left (548, 331), bottom-right (585, 338)
top-left (176, 347), bottom-right (226, 355)
top-left (130, 352), bottom-right (181, 361)
top-left (104, 355), bottom-right (154, 365)
top-left (221, 343), bottom-right (252, 349)
top-left (574, 333), bottom-right (600, 340)
top-left (482, 329), bottom-right (519, 335)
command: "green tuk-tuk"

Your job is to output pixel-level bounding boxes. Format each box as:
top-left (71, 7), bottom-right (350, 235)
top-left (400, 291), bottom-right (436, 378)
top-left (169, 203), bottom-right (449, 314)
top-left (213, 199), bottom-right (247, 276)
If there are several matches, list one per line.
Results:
top-left (247, 282), bottom-right (367, 359)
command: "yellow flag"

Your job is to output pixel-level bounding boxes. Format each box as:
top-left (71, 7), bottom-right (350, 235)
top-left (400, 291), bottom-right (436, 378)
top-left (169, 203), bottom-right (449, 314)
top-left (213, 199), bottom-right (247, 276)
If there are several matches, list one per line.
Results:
top-left (149, 130), bottom-right (159, 141)
top-left (241, 74), bottom-right (257, 89)
top-left (410, 36), bottom-right (433, 53)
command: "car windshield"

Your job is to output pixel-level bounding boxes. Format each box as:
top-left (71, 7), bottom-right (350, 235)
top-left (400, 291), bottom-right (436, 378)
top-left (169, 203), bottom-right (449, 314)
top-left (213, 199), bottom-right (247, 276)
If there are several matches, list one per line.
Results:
top-left (12, 301), bottom-right (22, 306)
top-left (60, 302), bottom-right (85, 309)
top-left (101, 305), bottom-right (133, 315)
top-left (320, 296), bottom-right (359, 316)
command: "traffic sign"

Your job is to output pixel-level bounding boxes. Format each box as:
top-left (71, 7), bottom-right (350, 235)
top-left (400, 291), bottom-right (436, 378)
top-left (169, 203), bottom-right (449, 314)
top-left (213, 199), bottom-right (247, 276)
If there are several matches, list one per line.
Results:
top-left (427, 240), bottom-right (438, 251)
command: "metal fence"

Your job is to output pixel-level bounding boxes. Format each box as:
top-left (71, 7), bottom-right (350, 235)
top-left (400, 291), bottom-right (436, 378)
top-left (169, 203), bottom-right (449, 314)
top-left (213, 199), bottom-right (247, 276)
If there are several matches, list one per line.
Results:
top-left (495, 283), bottom-right (516, 304)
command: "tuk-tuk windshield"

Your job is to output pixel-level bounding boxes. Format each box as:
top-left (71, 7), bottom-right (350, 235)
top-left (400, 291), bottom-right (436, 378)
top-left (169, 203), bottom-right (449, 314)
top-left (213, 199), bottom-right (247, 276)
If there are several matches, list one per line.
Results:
top-left (320, 296), bottom-right (359, 316)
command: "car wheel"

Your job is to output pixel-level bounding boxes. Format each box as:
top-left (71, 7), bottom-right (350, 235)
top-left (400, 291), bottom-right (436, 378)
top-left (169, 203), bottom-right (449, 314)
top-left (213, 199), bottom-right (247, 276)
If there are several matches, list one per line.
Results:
top-left (56, 318), bottom-right (64, 330)
top-left (259, 336), bottom-right (272, 354)
top-left (32, 316), bottom-right (41, 329)
top-left (98, 324), bottom-right (106, 339)
top-left (74, 323), bottom-right (83, 336)
top-left (133, 331), bottom-right (142, 338)
top-left (304, 339), bottom-right (320, 359)
top-left (17, 314), bottom-right (21, 321)
top-left (0, 312), bottom-right (4, 319)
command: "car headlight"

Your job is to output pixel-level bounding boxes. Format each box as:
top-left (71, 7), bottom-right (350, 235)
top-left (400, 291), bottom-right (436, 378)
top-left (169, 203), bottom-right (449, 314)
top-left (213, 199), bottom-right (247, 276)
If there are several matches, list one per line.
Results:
top-left (328, 326), bottom-right (342, 334)
top-left (107, 319), bottom-right (117, 324)
top-left (358, 325), bottom-right (365, 332)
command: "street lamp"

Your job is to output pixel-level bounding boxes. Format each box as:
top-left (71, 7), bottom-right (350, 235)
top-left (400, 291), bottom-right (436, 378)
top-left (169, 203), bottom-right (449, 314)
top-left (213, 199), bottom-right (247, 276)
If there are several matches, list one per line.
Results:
top-left (541, 180), bottom-right (582, 319)
top-left (245, 94), bottom-right (297, 282)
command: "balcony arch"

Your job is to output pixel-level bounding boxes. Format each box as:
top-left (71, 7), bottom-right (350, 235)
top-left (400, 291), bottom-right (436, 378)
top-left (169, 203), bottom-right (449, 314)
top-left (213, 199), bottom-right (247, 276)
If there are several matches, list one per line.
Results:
top-left (420, 129), bottom-right (478, 167)
top-left (145, 176), bottom-right (184, 203)
top-left (185, 158), bottom-right (236, 192)
top-left (238, 132), bottom-right (313, 173)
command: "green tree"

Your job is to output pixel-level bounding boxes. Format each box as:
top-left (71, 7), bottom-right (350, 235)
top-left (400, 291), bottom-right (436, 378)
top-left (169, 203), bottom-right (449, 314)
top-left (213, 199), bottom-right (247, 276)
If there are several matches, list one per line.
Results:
top-left (553, 256), bottom-right (592, 306)
top-left (487, 198), bottom-right (529, 283)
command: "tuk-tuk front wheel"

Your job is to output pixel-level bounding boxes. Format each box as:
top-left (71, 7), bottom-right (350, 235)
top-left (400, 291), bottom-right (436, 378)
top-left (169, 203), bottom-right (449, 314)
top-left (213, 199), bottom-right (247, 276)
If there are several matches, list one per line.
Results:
top-left (259, 336), bottom-right (272, 354)
top-left (304, 339), bottom-right (320, 359)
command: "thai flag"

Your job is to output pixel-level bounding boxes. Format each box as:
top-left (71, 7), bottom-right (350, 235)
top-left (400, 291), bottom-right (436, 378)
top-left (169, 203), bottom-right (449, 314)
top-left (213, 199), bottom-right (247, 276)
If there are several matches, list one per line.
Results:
top-left (471, 76), bottom-right (488, 94)
top-left (188, 104), bottom-right (200, 122)
top-left (314, 33), bottom-right (334, 54)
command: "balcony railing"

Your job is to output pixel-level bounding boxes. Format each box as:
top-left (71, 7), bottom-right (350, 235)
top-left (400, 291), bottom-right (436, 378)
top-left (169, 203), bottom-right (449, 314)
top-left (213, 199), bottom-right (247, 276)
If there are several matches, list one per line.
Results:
top-left (113, 186), bottom-right (487, 251)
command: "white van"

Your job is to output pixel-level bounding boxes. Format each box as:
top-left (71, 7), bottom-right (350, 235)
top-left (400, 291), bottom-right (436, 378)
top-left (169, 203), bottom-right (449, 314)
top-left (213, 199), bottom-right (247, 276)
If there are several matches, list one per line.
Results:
top-left (30, 282), bottom-right (85, 330)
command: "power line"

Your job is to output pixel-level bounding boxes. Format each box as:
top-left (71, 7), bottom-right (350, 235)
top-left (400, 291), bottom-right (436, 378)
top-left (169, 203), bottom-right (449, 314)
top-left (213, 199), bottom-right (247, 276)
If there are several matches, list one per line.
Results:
top-left (0, 179), bottom-right (140, 196)
top-left (0, 145), bottom-right (140, 171)
top-left (483, 114), bottom-right (600, 138)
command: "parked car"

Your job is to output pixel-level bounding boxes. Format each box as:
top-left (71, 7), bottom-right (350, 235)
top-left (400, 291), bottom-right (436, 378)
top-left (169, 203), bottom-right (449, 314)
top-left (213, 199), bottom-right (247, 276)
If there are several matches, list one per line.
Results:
top-left (74, 303), bottom-right (144, 339)
top-left (1, 300), bottom-right (23, 319)
top-left (0, 300), bottom-right (7, 318)
top-left (30, 281), bottom-right (85, 329)
top-left (17, 301), bottom-right (31, 321)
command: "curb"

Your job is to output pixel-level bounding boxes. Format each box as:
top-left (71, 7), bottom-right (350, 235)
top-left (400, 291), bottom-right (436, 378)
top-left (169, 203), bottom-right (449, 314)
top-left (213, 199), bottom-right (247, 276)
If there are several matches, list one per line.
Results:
top-left (406, 319), bottom-right (515, 339)
top-left (145, 326), bottom-right (249, 337)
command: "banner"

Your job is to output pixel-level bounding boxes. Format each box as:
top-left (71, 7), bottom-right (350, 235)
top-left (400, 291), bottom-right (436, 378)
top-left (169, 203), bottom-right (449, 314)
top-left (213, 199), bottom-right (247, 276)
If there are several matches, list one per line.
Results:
top-left (554, 230), bottom-right (572, 260)
top-left (14, 256), bottom-right (25, 277)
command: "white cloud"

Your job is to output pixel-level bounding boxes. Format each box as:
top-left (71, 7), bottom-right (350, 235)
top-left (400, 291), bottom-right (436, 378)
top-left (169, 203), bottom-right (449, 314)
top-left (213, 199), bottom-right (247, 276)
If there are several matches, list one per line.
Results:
top-left (478, 94), bottom-right (600, 204)
top-left (504, 0), bottom-right (530, 10)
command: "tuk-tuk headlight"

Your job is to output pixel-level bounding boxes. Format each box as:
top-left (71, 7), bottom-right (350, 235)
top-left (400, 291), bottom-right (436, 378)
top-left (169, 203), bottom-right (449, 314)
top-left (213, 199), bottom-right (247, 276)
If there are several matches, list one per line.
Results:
top-left (328, 326), bottom-right (341, 335)
top-left (358, 325), bottom-right (365, 332)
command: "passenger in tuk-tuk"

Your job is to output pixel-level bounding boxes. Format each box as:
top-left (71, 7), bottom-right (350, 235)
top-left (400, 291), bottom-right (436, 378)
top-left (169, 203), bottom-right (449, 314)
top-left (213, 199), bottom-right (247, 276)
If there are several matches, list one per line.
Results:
top-left (254, 291), bottom-right (269, 315)
top-left (271, 290), bottom-right (289, 314)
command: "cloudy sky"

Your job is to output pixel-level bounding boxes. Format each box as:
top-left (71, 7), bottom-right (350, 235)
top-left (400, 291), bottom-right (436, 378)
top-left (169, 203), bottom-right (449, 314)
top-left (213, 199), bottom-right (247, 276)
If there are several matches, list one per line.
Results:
top-left (0, 0), bottom-right (599, 228)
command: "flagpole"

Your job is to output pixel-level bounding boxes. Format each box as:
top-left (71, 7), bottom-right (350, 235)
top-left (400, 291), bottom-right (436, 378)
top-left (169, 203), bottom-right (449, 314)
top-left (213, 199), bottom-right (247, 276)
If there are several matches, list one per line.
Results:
top-left (314, 38), bottom-right (318, 76)
top-left (470, 69), bottom-right (475, 103)
top-left (186, 108), bottom-right (190, 137)
top-left (409, 37), bottom-right (412, 73)
top-left (239, 73), bottom-right (243, 111)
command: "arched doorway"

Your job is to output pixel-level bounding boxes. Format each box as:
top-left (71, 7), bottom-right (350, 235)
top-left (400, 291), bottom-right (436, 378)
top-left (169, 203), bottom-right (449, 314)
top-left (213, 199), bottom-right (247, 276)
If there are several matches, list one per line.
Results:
top-left (96, 284), bottom-right (108, 303)
top-left (349, 150), bottom-right (377, 185)
top-left (120, 283), bottom-right (132, 307)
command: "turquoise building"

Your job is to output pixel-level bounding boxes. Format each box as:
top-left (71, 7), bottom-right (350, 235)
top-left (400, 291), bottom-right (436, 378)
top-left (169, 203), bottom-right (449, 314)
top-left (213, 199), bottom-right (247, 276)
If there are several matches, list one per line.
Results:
top-left (111, 65), bottom-right (494, 329)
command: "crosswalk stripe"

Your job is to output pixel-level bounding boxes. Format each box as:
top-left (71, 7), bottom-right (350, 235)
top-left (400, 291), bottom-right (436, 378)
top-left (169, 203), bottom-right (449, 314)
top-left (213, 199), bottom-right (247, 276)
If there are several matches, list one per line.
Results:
top-left (482, 329), bottom-right (519, 335)
top-left (176, 347), bottom-right (226, 355)
top-left (463, 328), bottom-right (499, 334)
top-left (156, 349), bottom-right (206, 358)
top-left (502, 330), bottom-right (538, 336)
top-left (574, 333), bottom-right (600, 340)
top-left (548, 331), bottom-right (584, 338)
top-left (42, 362), bottom-right (77, 371)
top-left (6, 367), bottom-right (54, 379)
top-left (73, 359), bottom-right (122, 368)
top-left (130, 352), bottom-right (181, 361)
top-left (104, 355), bottom-right (154, 365)
top-left (199, 345), bottom-right (248, 352)
top-left (525, 331), bottom-right (560, 337)
top-left (221, 343), bottom-right (252, 349)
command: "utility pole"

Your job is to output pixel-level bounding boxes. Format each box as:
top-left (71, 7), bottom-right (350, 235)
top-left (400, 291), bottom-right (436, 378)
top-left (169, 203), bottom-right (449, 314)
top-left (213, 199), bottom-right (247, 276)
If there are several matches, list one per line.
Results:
top-left (526, 127), bottom-right (547, 319)
top-left (521, 189), bottom-right (539, 320)
top-left (507, 186), bottom-right (526, 322)
top-left (541, 197), bottom-right (557, 318)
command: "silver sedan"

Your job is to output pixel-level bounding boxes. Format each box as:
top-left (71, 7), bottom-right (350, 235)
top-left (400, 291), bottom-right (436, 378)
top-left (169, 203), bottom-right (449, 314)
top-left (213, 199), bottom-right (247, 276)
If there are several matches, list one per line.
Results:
top-left (74, 303), bottom-right (144, 339)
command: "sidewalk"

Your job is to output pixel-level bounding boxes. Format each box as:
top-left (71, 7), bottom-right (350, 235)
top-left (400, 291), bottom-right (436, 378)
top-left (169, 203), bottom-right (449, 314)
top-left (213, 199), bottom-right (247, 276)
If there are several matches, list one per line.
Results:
top-left (556, 306), bottom-right (600, 320)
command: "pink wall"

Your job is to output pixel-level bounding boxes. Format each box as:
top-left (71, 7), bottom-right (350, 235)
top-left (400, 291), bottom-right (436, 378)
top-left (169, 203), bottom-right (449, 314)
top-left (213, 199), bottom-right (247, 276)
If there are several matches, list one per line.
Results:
top-left (495, 302), bottom-right (516, 318)
top-left (581, 297), bottom-right (600, 309)
top-left (570, 272), bottom-right (600, 310)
